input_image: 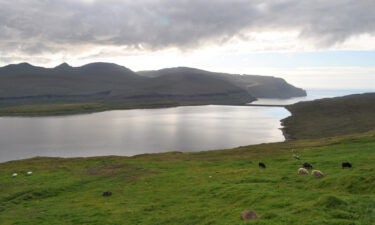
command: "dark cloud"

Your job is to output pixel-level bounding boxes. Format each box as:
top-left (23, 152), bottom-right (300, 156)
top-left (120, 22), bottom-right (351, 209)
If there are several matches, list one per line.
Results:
top-left (0, 0), bottom-right (374, 55)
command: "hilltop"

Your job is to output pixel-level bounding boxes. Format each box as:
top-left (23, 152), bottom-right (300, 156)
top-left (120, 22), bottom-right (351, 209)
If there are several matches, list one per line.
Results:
top-left (0, 63), bottom-right (306, 112)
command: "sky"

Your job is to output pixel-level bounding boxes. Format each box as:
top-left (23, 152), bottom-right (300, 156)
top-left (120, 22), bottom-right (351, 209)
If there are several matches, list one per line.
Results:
top-left (0, 0), bottom-right (374, 89)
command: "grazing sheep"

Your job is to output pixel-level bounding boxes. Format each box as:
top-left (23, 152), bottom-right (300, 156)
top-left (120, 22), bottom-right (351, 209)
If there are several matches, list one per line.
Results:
top-left (312, 170), bottom-right (324, 177)
top-left (258, 162), bottom-right (266, 168)
top-left (298, 168), bottom-right (309, 175)
top-left (302, 163), bottom-right (313, 169)
top-left (293, 154), bottom-right (300, 160)
top-left (342, 162), bottom-right (352, 168)
top-left (12, 173), bottom-right (18, 178)
top-left (27, 171), bottom-right (33, 175)
top-left (102, 191), bottom-right (112, 197)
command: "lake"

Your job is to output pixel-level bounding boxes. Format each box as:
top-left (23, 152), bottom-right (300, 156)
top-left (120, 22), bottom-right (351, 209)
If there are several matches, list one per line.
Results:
top-left (0, 105), bottom-right (289, 163)
top-left (0, 88), bottom-right (373, 163)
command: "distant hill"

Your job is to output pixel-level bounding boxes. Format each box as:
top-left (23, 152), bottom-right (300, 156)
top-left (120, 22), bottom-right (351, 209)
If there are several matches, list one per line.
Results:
top-left (0, 63), bottom-right (306, 107)
top-left (138, 67), bottom-right (307, 99)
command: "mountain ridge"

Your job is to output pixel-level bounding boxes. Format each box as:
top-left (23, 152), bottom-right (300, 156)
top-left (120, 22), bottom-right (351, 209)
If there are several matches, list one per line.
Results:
top-left (0, 62), bottom-right (306, 108)
top-left (138, 67), bottom-right (307, 99)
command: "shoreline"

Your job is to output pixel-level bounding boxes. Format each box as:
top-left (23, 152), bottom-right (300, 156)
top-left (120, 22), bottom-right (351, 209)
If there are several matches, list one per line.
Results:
top-left (0, 102), bottom-right (196, 117)
top-left (0, 100), bottom-right (271, 117)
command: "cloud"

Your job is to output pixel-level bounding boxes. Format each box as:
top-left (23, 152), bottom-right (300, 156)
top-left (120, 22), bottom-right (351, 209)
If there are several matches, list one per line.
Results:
top-left (0, 0), bottom-right (374, 58)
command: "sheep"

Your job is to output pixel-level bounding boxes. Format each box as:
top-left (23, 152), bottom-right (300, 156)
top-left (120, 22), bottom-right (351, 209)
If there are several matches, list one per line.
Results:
top-left (311, 170), bottom-right (324, 177)
top-left (102, 191), bottom-right (112, 197)
top-left (293, 154), bottom-right (300, 160)
top-left (302, 162), bottom-right (313, 169)
top-left (342, 162), bottom-right (352, 169)
top-left (12, 173), bottom-right (18, 178)
top-left (298, 168), bottom-right (309, 175)
top-left (27, 171), bottom-right (33, 175)
top-left (258, 162), bottom-right (266, 168)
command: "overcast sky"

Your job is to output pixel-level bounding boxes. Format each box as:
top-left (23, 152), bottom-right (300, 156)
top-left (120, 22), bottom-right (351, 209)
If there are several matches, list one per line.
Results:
top-left (0, 0), bottom-right (374, 88)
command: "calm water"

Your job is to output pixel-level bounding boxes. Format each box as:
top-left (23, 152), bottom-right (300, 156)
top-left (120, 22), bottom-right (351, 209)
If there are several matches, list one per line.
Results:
top-left (1, 88), bottom-right (373, 163)
top-left (0, 105), bottom-right (289, 162)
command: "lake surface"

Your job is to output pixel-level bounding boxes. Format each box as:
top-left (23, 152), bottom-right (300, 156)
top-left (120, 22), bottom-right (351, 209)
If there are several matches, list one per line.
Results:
top-left (0, 105), bottom-right (290, 162)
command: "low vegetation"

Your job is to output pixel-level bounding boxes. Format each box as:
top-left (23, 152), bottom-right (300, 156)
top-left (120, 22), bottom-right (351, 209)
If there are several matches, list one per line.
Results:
top-left (282, 93), bottom-right (375, 140)
top-left (1, 130), bottom-right (374, 225)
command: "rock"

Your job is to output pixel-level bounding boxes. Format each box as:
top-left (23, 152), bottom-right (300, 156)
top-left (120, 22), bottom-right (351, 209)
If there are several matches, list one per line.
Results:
top-left (241, 210), bottom-right (259, 221)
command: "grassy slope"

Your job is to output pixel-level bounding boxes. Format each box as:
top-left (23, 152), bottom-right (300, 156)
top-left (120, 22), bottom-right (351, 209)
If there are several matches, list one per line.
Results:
top-left (1, 131), bottom-right (374, 225)
top-left (282, 93), bottom-right (375, 140)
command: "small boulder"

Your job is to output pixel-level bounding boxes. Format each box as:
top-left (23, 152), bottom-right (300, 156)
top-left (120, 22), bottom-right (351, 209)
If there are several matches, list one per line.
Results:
top-left (241, 210), bottom-right (259, 221)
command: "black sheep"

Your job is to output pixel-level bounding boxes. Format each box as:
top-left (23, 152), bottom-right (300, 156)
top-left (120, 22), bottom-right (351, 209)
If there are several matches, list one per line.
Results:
top-left (342, 162), bottom-right (352, 168)
top-left (259, 162), bottom-right (266, 168)
top-left (302, 163), bottom-right (313, 169)
top-left (102, 191), bottom-right (112, 197)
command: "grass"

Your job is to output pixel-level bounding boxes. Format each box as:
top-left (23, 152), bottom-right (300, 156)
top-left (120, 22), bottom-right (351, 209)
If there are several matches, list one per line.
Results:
top-left (282, 92), bottom-right (375, 140)
top-left (0, 130), bottom-right (374, 225)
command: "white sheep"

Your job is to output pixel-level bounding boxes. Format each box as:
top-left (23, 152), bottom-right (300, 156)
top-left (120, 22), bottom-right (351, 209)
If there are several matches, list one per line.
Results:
top-left (298, 168), bottom-right (309, 175)
top-left (27, 171), bottom-right (33, 175)
top-left (312, 170), bottom-right (324, 177)
top-left (12, 173), bottom-right (18, 178)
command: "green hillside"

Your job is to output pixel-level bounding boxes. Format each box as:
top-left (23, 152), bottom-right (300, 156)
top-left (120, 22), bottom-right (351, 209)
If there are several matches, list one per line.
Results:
top-left (0, 131), bottom-right (374, 225)
top-left (282, 93), bottom-right (375, 140)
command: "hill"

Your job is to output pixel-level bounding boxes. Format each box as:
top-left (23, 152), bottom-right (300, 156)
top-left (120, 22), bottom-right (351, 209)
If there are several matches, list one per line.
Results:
top-left (138, 67), bottom-right (307, 99)
top-left (0, 63), bottom-right (305, 111)
top-left (282, 92), bottom-right (375, 140)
